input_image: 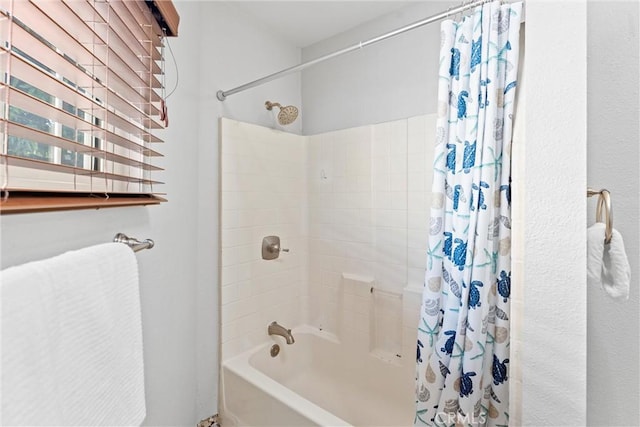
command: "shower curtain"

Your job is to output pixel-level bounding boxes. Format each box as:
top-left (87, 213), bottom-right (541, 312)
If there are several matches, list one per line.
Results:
top-left (415, 2), bottom-right (522, 426)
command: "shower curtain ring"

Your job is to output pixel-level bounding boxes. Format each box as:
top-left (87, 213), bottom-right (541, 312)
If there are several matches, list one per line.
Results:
top-left (458, 0), bottom-right (470, 20)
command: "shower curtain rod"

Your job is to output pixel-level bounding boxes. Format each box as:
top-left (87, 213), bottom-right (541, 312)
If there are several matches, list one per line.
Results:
top-left (216, 0), bottom-right (489, 101)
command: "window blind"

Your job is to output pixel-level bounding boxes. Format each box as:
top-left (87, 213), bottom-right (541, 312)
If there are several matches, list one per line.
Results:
top-left (0, 0), bottom-right (176, 212)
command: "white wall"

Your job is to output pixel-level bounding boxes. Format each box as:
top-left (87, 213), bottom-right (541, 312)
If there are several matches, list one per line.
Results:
top-left (301, 1), bottom-right (454, 135)
top-left (586, 2), bottom-right (640, 425)
top-left (194, 1), bottom-right (301, 421)
top-left (0, 1), bottom-right (301, 425)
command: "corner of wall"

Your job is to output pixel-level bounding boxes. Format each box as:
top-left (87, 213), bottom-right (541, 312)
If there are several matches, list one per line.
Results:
top-left (519, 1), bottom-right (588, 425)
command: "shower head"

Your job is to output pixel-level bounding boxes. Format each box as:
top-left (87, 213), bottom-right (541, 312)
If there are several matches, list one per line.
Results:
top-left (265, 101), bottom-right (299, 126)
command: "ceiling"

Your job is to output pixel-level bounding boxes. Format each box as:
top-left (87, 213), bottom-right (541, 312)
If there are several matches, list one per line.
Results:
top-left (231, 1), bottom-right (421, 48)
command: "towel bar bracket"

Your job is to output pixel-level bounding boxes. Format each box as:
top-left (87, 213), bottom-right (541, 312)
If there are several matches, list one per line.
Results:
top-left (113, 233), bottom-right (154, 252)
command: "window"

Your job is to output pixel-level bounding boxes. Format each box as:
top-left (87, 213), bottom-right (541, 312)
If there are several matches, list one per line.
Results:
top-left (0, 0), bottom-right (178, 213)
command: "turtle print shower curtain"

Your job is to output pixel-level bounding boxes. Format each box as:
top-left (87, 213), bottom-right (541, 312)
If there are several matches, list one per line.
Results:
top-left (415, 2), bottom-right (522, 426)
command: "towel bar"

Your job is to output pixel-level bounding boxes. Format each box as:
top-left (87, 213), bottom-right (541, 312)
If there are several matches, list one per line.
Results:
top-left (114, 233), bottom-right (154, 252)
top-left (587, 188), bottom-right (613, 244)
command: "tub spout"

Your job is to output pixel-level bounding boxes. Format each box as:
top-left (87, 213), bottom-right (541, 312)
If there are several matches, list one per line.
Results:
top-left (268, 321), bottom-right (295, 344)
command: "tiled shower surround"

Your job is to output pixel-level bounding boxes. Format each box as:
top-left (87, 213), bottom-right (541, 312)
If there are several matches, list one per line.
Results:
top-left (220, 115), bottom-right (435, 365)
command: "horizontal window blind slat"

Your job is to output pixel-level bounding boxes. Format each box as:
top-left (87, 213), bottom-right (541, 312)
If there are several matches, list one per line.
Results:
top-left (5, 120), bottom-right (93, 154)
top-left (2, 83), bottom-right (163, 155)
top-left (4, 2), bottom-right (162, 105)
top-left (1, 169), bottom-right (160, 196)
top-left (3, 83), bottom-right (162, 145)
top-left (124, 1), bottom-right (166, 41)
top-left (2, 22), bottom-right (161, 118)
top-left (0, 5), bottom-right (103, 82)
top-left (2, 155), bottom-right (164, 186)
top-left (66, 0), bottom-right (163, 76)
top-left (110, 1), bottom-right (162, 62)
top-left (4, 51), bottom-right (161, 129)
top-left (4, 121), bottom-right (163, 171)
top-left (0, 5), bottom-right (160, 111)
top-left (97, 151), bottom-right (163, 172)
top-left (31, 1), bottom-right (163, 95)
top-left (5, 85), bottom-right (94, 133)
top-left (5, 26), bottom-right (105, 108)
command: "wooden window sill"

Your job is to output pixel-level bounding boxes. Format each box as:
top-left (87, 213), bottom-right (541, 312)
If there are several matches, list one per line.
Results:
top-left (0, 192), bottom-right (166, 214)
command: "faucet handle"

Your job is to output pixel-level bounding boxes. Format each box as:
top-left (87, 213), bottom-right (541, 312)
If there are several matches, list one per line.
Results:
top-left (262, 236), bottom-right (289, 260)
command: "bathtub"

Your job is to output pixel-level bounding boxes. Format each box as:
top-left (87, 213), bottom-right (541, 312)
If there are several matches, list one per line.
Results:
top-left (220, 325), bottom-right (415, 426)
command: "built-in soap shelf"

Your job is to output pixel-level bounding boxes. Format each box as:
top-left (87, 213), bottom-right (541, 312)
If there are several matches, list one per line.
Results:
top-left (339, 273), bottom-right (403, 365)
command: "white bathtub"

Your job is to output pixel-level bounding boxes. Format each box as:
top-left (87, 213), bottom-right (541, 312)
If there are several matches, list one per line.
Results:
top-left (221, 325), bottom-right (415, 426)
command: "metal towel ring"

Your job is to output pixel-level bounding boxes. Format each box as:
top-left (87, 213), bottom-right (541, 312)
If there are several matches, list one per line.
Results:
top-left (587, 188), bottom-right (613, 245)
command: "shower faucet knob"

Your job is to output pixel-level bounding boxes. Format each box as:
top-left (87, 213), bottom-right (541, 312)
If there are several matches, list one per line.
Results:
top-left (261, 236), bottom-right (289, 260)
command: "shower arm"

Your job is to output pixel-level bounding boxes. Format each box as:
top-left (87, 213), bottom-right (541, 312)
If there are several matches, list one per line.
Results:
top-left (216, 0), bottom-right (490, 101)
top-left (265, 101), bottom-right (282, 110)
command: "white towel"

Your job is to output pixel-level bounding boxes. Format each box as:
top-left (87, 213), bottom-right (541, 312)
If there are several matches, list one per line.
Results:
top-left (1, 243), bottom-right (146, 426)
top-left (587, 222), bottom-right (631, 301)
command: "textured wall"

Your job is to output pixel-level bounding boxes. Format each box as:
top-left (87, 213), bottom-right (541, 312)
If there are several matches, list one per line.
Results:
top-left (519, 1), bottom-right (588, 425)
top-left (586, 2), bottom-right (640, 425)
